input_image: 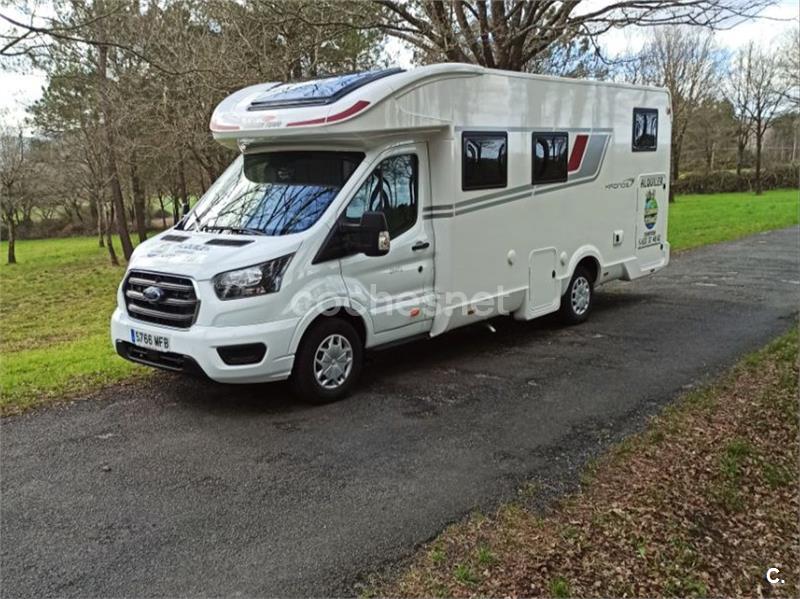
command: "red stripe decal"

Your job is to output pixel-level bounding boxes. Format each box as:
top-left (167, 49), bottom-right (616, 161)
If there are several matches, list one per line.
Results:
top-left (568, 134), bottom-right (588, 172)
top-left (210, 120), bottom-right (240, 131)
top-left (286, 115), bottom-right (327, 127)
top-left (287, 100), bottom-right (371, 127)
top-left (325, 100), bottom-right (370, 123)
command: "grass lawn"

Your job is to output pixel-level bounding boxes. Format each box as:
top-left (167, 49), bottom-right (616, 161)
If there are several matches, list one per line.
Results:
top-left (372, 329), bottom-right (798, 597)
top-left (0, 236), bottom-right (149, 415)
top-left (668, 188), bottom-right (799, 251)
top-left (0, 188), bottom-right (797, 414)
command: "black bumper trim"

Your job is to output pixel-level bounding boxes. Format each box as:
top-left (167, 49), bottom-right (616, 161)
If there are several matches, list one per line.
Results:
top-left (116, 341), bottom-right (207, 378)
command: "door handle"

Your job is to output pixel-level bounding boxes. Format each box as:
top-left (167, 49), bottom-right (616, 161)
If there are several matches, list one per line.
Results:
top-left (412, 241), bottom-right (430, 251)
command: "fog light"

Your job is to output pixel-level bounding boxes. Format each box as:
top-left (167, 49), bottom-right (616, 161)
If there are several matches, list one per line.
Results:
top-left (217, 343), bottom-right (266, 365)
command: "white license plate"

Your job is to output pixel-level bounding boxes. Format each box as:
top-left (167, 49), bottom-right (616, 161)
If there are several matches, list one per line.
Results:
top-left (130, 328), bottom-right (171, 352)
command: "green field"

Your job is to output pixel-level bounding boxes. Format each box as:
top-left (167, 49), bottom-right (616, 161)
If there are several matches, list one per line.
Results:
top-left (0, 236), bottom-right (148, 414)
top-left (0, 189), bottom-right (797, 414)
top-left (667, 189), bottom-right (799, 251)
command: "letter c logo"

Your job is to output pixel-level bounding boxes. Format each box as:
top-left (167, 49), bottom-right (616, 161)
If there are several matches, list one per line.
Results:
top-left (766, 567), bottom-right (783, 585)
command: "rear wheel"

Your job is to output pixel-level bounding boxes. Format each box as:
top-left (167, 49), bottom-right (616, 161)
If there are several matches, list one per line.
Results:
top-left (559, 265), bottom-right (594, 325)
top-left (290, 318), bottom-right (363, 404)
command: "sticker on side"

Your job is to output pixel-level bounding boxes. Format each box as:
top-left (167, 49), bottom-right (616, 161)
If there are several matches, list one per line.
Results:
top-left (130, 328), bottom-right (171, 352)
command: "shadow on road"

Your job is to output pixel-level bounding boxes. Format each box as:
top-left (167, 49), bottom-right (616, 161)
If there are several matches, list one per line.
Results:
top-left (155, 288), bottom-right (652, 416)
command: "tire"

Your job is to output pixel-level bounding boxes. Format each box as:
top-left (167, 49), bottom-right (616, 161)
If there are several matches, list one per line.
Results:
top-left (290, 318), bottom-right (364, 404)
top-left (559, 265), bottom-right (594, 325)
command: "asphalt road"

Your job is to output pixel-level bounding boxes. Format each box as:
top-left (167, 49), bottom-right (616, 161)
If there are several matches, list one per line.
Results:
top-left (2, 227), bottom-right (798, 598)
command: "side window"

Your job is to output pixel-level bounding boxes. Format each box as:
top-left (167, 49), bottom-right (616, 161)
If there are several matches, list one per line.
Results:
top-left (344, 154), bottom-right (418, 238)
top-left (532, 132), bottom-right (568, 184)
top-left (462, 132), bottom-right (507, 191)
top-left (632, 108), bottom-right (658, 152)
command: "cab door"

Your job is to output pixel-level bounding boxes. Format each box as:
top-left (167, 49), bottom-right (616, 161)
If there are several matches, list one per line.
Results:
top-left (339, 143), bottom-right (435, 336)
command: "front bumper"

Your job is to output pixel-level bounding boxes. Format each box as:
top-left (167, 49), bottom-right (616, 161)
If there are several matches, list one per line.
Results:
top-left (111, 308), bottom-right (298, 383)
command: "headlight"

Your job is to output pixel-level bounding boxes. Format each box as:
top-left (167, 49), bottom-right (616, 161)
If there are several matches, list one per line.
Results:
top-left (213, 254), bottom-right (293, 300)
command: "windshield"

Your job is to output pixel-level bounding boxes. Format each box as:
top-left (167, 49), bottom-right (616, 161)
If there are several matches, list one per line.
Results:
top-left (183, 151), bottom-right (364, 236)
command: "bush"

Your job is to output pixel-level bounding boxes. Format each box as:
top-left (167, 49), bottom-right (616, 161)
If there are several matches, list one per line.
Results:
top-left (674, 165), bottom-right (799, 195)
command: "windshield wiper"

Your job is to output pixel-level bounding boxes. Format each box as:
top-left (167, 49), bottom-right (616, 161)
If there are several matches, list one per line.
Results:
top-left (201, 224), bottom-right (267, 236)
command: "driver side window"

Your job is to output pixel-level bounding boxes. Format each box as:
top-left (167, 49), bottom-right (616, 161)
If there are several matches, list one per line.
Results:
top-left (344, 154), bottom-right (418, 238)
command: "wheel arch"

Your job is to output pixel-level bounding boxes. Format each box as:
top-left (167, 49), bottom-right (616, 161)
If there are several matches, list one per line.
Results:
top-left (562, 247), bottom-right (602, 294)
top-left (289, 298), bottom-right (371, 354)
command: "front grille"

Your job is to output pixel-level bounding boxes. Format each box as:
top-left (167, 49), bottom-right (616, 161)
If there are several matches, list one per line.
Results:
top-left (123, 270), bottom-right (199, 329)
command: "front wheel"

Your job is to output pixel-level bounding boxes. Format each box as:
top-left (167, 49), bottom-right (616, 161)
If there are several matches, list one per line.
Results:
top-left (290, 318), bottom-right (364, 404)
top-left (559, 266), bottom-right (594, 325)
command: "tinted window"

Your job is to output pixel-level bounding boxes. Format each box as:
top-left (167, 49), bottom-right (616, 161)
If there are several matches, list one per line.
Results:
top-left (345, 154), bottom-right (418, 238)
top-left (249, 68), bottom-right (404, 109)
top-left (633, 108), bottom-right (658, 151)
top-left (184, 152), bottom-right (363, 236)
top-left (462, 132), bottom-right (507, 190)
top-left (532, 132), bottom-right (568, 184)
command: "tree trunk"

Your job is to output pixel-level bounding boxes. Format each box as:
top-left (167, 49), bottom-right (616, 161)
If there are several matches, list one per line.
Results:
top-left (158, 194), bottom-right (167, 229)
top-left (178, 154), bottom-right (189, 216)
top-left (105, 203), bottom-right (119, 266)
top-left (96, 192), bottom-right (104, 247)
top-left (755, 126), bottom-right (763, 196)
top-left (5, 215), bottom-right (16, 265)
top-left (171, 190), bottom-right (179, 225)
top-left (130, 154), bottom-right (148, 243)
top-left (97, 44), bottom-right (134, 260)
top-left (736, 141), bottom-right (745, 176)
top-left (88, 193), bottom-right (99, 225)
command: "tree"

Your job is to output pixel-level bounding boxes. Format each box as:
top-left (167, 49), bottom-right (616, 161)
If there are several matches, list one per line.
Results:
top-left (682, 98), bottom-right (737, 172)
top-left (362, 1), bottom-right (774, 72)
top-left (727, 43), bottom-right (788, 194)
top-left (0, 126), bottom-right (29, 264)
top-left (777, 25), bottom-right (799, 107)
top-left (746, 46), bottom-right (787, 194)
top-left (725, 47), bottom-right (755, 175)
top-left (2, 0), bottom-right (385, 252)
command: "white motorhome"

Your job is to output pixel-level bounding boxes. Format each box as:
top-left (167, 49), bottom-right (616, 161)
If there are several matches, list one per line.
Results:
top-left (111, 64), bottom-right (671, 402)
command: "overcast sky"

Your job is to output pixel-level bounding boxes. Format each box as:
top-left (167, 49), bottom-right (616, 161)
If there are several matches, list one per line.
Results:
top-left (1, 0), bottom-right (797, 128)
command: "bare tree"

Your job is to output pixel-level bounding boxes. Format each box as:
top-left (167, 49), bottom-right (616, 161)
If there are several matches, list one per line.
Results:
top-left (725, 47), bottom-right (755, 175)
top-left (745, 45), bottom-right (788, 194)
top-left (777, 25), bottom-right (799, 107)
top-left (361, 0), bottom-right (774, 71)
top-left (727, 43), bottom-right (788, 194)
top-left (0, 125), bottom-right (29, 264)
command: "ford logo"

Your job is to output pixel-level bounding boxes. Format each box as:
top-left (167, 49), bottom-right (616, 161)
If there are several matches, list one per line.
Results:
top-left (142, 286), bottom-right (165, 303)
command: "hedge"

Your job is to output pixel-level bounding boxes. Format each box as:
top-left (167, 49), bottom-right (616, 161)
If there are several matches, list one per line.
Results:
top-left (673, 165), bottom-right (799, 195)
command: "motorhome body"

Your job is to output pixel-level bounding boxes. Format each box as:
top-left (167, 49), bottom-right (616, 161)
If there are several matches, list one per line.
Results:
top-left (111, 64), bottom-right (671, 402)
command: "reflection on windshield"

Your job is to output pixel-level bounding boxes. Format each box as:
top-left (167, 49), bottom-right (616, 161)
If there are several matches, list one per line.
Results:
top-left (183, 151), bottom-right (364, 236)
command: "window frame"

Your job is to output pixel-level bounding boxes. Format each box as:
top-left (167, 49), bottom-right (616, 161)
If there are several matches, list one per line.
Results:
top-left (343, 152), bottom-right (420, 239)
top-left (461, 131), bottom-right (508, 191)
top-left (632, 107), bottom-right (658, 152)
top-left (531, 131), bottom-right (569, 185)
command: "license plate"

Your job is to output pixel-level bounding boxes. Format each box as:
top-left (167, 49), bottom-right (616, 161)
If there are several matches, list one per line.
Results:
top-left (130, 328), bottom-right (171, 352)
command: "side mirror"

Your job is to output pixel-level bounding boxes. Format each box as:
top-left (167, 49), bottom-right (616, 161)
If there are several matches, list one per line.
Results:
top-left (339, 211), bottom-right (390, 257)
top-left (358, 211), bottom-right (390, 256)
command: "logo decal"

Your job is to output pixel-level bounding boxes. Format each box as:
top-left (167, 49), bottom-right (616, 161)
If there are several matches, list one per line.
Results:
top-left (605, 177), bottom-right (634, 190)
top-left (643, 190), bottom-right (658, 230)
top-left (143, 286), bottom-right (165, 303)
